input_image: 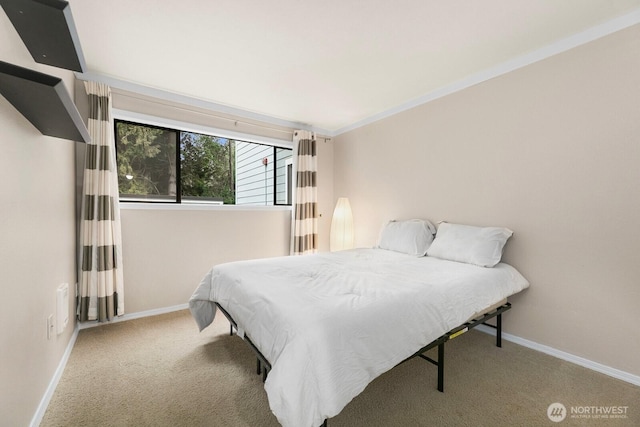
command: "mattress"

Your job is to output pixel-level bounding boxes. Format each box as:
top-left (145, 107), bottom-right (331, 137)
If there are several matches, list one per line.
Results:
top-left (189, 248), bottom-right (529, 427)
top-left (467, 298), bottom-right (507, 322)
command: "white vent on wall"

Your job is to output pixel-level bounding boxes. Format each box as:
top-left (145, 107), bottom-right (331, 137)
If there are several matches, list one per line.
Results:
top-left (56, 283), bottom-right (69, 334)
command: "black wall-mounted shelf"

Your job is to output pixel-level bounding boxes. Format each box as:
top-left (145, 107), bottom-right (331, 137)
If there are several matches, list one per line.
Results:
top-left (0, 61), bottom-right (90, 142)
top-left (0, 0), bottom-right (86, 72)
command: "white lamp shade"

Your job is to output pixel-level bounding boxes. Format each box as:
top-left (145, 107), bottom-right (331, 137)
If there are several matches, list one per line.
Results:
top-left (330, 197), bottom-right (354, 251)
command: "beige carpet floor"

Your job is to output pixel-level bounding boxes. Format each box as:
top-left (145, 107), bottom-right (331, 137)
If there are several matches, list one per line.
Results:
top-left (41, 310), bottom-right (639, 426)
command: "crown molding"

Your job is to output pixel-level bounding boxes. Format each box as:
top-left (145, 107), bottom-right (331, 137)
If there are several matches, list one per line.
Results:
top-left (75, 8), bottom-right (640, 138)
top-left (333, 8), bottom-right (640, 136)
top-left (75, 71), bottom-right (331, 137)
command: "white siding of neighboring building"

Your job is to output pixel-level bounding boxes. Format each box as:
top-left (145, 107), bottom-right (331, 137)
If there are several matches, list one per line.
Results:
top-left (235, 141), bottom-right (273, 205)
top-left (275, 148), bottom-right (292, 205)
top-left (235, 141), bottom-right (292, 205)
top-left (236, 141), bottom-right (291, 205)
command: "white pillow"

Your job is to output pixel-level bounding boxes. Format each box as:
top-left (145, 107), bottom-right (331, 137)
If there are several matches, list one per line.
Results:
top-left (426, 222), bottom-right (513, 267)
top-left (376, 219), bottom-right (436, 257)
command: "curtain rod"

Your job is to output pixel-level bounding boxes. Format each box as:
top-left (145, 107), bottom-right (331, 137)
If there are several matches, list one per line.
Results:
top-left (77, 71), bottom-right (327, 132)
top-left (113, 90), bottom-right (295, 135)
top-left (112, 90), bottom-right (331, 142)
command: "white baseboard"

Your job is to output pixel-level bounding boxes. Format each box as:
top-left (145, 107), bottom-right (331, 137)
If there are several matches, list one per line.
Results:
top-left (78, 303), bottom-right (189, 330)
top-left (30, 324), bottom-right (79, 427)
top-left (475, 324), bottom-right (640, 387)
top-left (33, 305), bottom-right (638, 426)
top-left (32, 303), bottom-right (189, 425)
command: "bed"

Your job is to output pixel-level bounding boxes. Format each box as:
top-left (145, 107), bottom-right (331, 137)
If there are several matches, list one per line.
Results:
top-left (189, 220), bottom-right (529, 427)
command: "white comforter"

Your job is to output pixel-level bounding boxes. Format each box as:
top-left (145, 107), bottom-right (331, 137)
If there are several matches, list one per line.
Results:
top-left (189, 248), bottom-right (529, 427)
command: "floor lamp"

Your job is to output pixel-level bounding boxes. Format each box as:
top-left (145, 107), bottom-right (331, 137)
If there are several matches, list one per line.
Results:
top-left (330, 197), bottom-right (354, 251)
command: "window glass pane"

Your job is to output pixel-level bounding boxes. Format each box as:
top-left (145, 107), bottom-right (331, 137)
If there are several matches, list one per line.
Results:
top-left (115, 121), bottom-right (177, 202)
top-left (180, 132), bottom-right (236, 204)
top-left (233, 142), bottom-right (292, 205)
top-left (275, 147), bottom-right (293, 205)
top-left (114, 119), bottom-right (293, 206)
top-left (235, 141), bottom-right (274, 205)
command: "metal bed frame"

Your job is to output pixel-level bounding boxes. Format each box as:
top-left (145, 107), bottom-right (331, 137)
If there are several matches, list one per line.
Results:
top-left (215, 301), bottom-right (512, 427)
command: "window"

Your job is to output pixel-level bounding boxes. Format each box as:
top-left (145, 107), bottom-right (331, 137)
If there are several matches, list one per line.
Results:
top-left (114, 120), bottom-right (292, 205)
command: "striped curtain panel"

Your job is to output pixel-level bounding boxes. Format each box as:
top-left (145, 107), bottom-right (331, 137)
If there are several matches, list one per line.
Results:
top-left (291, 130), bottom-right (318, 255)
top-left (78, 81), bottom-right (124, 322)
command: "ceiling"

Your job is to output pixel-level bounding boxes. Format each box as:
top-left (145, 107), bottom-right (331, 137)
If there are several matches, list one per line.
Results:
top-left (67, 0), bottom-right (640, 135)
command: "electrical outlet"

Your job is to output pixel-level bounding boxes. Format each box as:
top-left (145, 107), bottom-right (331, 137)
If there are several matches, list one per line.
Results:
top-left (47, 314), bottom-right (54, 340)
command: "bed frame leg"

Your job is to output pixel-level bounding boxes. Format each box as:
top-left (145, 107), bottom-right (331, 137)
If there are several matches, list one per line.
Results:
top-left (257, 359), bottom-right (269, 382)
top-left (496, 313), bottom-right (503, 348)
top-left (437, 342), bottom-right (444, 392)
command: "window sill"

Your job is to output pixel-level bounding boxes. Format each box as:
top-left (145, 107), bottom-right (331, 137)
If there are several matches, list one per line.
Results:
top-left (119, 202), bottom-right (292, 212)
